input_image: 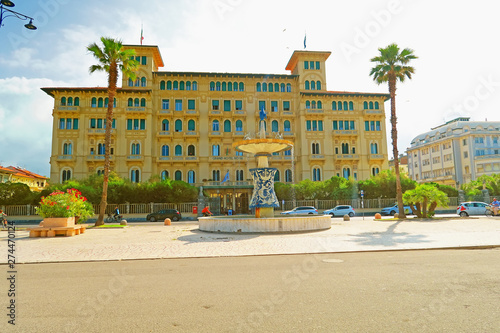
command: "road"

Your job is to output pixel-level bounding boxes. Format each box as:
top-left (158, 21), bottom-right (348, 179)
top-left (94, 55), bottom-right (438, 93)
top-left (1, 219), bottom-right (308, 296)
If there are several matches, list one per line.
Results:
top-left (2, 249), bottom-right (499, 332)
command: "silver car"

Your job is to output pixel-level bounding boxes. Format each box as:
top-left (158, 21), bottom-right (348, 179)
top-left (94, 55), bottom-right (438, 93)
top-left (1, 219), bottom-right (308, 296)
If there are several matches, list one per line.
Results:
top-left (456, 202), bottom-right (489, 217)
top-left (281, 206), bottom-right (318, 215)
top-left (323, 205), bottom-right (355, 217)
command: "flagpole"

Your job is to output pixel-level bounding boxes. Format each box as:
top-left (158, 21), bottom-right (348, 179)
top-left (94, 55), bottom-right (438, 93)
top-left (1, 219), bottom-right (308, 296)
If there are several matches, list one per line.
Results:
top-left (140, 24), bottom-right (143, 45)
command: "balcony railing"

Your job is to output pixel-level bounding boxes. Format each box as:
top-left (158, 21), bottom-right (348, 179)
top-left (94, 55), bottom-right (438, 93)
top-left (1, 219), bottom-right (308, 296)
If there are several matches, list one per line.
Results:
top-left (335, 154), bottom-right (359, 160)
top-left (332, 130), bottom-right (358, 136)
top-left (126, 107), bottom-right (146, 112)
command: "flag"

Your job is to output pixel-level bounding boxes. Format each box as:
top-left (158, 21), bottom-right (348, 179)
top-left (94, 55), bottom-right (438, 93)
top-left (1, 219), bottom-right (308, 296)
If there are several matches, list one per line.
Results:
top-left (141, 25), bottom-right (144, 45)
top-left (221, 170), bottom-right (230, 183)
top-left (303, 32), bottom-right (306, 49)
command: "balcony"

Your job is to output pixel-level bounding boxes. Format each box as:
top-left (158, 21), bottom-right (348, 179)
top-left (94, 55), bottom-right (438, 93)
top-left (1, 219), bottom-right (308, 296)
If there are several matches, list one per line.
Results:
top-left (209, 156), bottom-right (245, 161)
top-left (335, 154), bottom-right (359, 160)
top-left (310, 154), bottom-right (325, 160)
top-left (186, 110), bottom-right (198, 115)
top-left (159, 110), bottom-right (171, 114)
top-left (126, 107), bottom-right (146, 112)
top-left (332, 130), bottom-right (358, 136)
top-left (87, 155), bottom-right (112, 160)
top-left (234, 109), bottom-right (245, 115)
top-left (57, 106), bottom-right (79, 111)
top-left (186, 156), bottom-right (199, 162)
top-left (158, 131), bottom-right (172, 136)
top-left (127, 155), bottom-right (143, 160)
top-left (283, 131), bottom-right (295, 137)
top-left (306, 108), bottom-right (324, 114)
top-left (57, 155), bottom-right (74, 160)
top-left (363, 109), bottom-right (383, 115)
top-left (209, 131), bottom-right (222, 137)
top-left (369, 154), bottom-right (385, 160)
top-left (184, 131), bottom-right (199, 137)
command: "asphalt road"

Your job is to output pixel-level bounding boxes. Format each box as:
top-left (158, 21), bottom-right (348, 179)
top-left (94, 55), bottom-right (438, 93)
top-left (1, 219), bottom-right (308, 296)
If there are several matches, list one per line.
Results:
top-left (2, 249), bottom-right (499, 333)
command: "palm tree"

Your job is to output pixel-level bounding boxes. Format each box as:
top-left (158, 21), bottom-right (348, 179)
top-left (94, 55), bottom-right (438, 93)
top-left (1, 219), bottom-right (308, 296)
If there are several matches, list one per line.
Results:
top-left (370, 43), bottom-right (417, 218)
top-left (87, 37), bottom-right (139, 225)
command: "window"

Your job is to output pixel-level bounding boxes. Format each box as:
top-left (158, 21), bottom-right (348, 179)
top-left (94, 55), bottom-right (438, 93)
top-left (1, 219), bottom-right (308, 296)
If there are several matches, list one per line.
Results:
top-left (128, 78), bottom-right (134, 87)
top-left (162, 99), bottom-right (169, 110)
top-left (306, 120), bottom-right (323, 131)
top-left (262, 82), bottom-right (267, 92)
top-left (175, 145), bottom-right (182, 156)
top-left (304, 61), bottom-right (309, 69)
top-left (186, 81), bottom-right (191, 90)
top-left (285, 169), bottom-right (292, 182)
top-left (216, 82), bottom-right (221, 91)
top-left (258, 100), bottom-right (266, 111)
top-left (286, 83), bottom-right (291, 92)
top-left (224, 100), bottom-right (231, 111)
top-left (188, 99), bottom-right (195, 110)
top-left (161, 145), bottom-right (169, 156)
top-left (62, 169), bottom-right (71, 182)
top-left (235, 100), bottom-right (242, 110)
top-left (272, 120), bottom-right (279, 132)
top-left (363, 101), bottom-right (368, 109)
top-left (161, 170), bottom-right (169, 180)
top-left (212, 170), bottom-right (220, 181)
top-left (222, 82), bottom-right (226, 91)
top-left (162, 119), bottom-right (169, 131)
top-left (283, 101), bottom-right (290, 111)
top-left (74, 97), bottom-right (79, 106)
top-left (63, 142), bottom-right (72, 155)
top-left (239, 82), bottom-right (244, 92)
top-left (343, 167), bottom-right (351, 179)
top-left (98, 143), bottom-right (105, 155)
top-left (188, 119), bottom-right (195, 131)
top-left (349, 101), bottom-right (354, 110)
top-left (140, 98), bottom-right (146, 107)
top-left (141, 77), bottom-right (146, 87)
top-left (187, 171), bottom-right (195, 184)
top-left (224, 120), bottom-right (231, 132)
top-left (160, 81), bottom-right (165, 90)
top-left (316, 81), bottom-right (321, 90)
top-left (212, 145), bottom-right (220, 156)
top-left (268, 83), bottom-right (273, 92)
top-left (166, 81), bottom-right (172, 90)
top-left (173, 81), bottom-right (178, 90)
top-left (313, 168), bottom-right (321, 181)
top-left (210, 82), bottom-right (215, 91)
top-left (212, 100), bottom-right (219, 110)
top-left (227, 82), bottom-right (233, 91)
top-left (134, 98), bottom-right (139, 107)
top-left (311, 81), bottom-right (316, 90)
top-left (236, 170), bottom-right (244, 181)
top-left (236, 120), bottom-right (243, 131)
top-left (342, 143), bottom-right (349, 154)
top-left (464, 151), bottom-right (468, 158)
top-left (131, 142), bottom-right (141, 155)
top-left (315, 61), bottom-right (320, 70)
top-left (309, 61), bottom-right (314, 69)
top-left (131, 169), bottom-right (140, 183)
top-left (372, 167), bottom-right (380, 176)
top-left (175, 99), bottom-right (182, 111)
top-left (312, 142), bottom-right (320, 154)
top-left (61, 97), bottom-right (66, 106)
top-left (370, 143), bottom-right (378, 154)
top-left (141, 56), bottom-right (147, 65)
top-left (180, 81), bottom-right (185, 90)
top-left (280, 83), bottom-right (285, 92)
top-left (175, 119), bottom-right (182, 132)
top-left (188, 145), bottom-right (195, 156)
top-left (256, 83), bottom-right (261, 92)
top-left (284, 120), bottom-right (291, 132)
top-left (91, 97), bottom-right (97, 108)
top-left (274, 170), bottom-right (280, 182)
top-left (271, 101), bottom-right (278, 112)
top-left (305, 81), bottom-right (310, 90)
top-left (192, 81), bottom-right (198, 90)
top-left (212, 120), bottom-right (220, 131)
top-left (374, 101), bottom-right (379, 109)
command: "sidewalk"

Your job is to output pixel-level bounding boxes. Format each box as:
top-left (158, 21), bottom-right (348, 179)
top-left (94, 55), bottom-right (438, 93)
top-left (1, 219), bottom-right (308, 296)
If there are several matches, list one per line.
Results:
top-left (1, 217), bottom-right (499, 264)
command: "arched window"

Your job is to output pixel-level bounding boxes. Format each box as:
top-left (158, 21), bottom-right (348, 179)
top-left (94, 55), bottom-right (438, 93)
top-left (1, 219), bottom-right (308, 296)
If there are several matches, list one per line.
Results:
top-left (235, 120), bottom-right (243, 131)
top-left (216, 82), bottom-right (221, 91)
top-left (317, 101), bottom-right (323, 109)
top-left (188, 119), bottom-right (195, 131)
top-left (128, 98), bottom-right (133, 107)
top-left (274, 170), bottom-right (280, 182)
top-left (280, 83), bottom-right (285, 92)
top-left (98, 143), bottom-right (105, 155)
top-left (239, 82), bottom-right (244, 91)
top-left (224, 120), bottom-right (231, 132)
top-left (236, 170), bottom-right (244, 181)
top-left (233, 82), bottom-right (238, 91)
top-left (63, 142), bottom-right (72, 155)
top-left (212, 170), bottom-right (220, 181)
top-left (97, 169), bottom-right (104, 176)
top-left (175, 170), bottom-right (182, 181)
top-left (313, 168), bottom-right (321, 181)
top-left (104, 97), bottom-right (109, 107)
top-left (212, 120), bottom-right (220, 131)
top-left (173, 81), bottom-right (179, 90)
top-left (342, 142), bottom-right (349, 154)
top-left (285, 169), bottom-right (292, 182)
top-left (62, 169), bottom-right (72, 182)
top-left (338, 101), bottom-right (342, 110)
top-left (306, 101), bottom-right (311, 109)
top-left (363, 101), bottom-right (368, 109)
top-left (372, 167), bottom-right (380, 176)
top-left (262, 82), bottom-right (267, 92)
top-left (186, 81), bottom-right (191, 90)
top-left (187, 170), bottom-right (195, 184)
top-left (268, 83), bottom-right (273, 92)
top-left (284, 149), bottom-right (291, 156)
top-left (222, 82), bottom-right (226, 91)
top-left (160, 81), bottom-right (165, 90)
top-left (227, 82), bottom-right (233, 91)
top-left (369, 101), bottom-right (374, 109)
top-left (272, 120), bottom-right (279, 132)
top-left (374, 101), bottom-right (379, 109)
top-left (166, 81), bottom-right (172, 90)
top-left (343, 101), bottom-right (348, 110)
top-left (162, 119), bottom-right (169, 131)
top-left (98, 98), bottom-right (103, 108)
top-left (311, 101), bottom-right (316, 109)
top-left (305, 81), bottom-right (310, 90)
top-left (61, 97), bottom-right (66, 106)
top-left (349, 101), bottom-right (354, 110)
top-left (175, 119), bottom-right (182, 132)
top-left (284, 120), bottom-right (291, 132)
top-left (161, 170), bottom-right (169, 180)
top-left (74, 97), bottom-right (80, 106)
top-left (286, 83), bottom-right (291, 92)
top-left (179, 81), bottom-right (185, 90)
top-left (342, 167), bottom-right (350, 180)
top-left (67, 97), bottom-right (73, 106)
top-left (274, 83), bottom-right (279, 92)
top-left (188, 145), bottom-right (195, 156)
top-left (311, 81), bottom-right (316, 90)
top-left (192, 81), bottom-right (198, 90)
top-left (134, 98), bottom-right (139, 107)
top-left (332, 101), bottom-right (337, 110)
top-left (370, 142), bottom-right (379, 154)
top-left (212, 144), bottom-right (220, 156)
top-left (140, 98), bottom-right (146, 107)
top-left (135, 78), bottom-right (140, 87)
top-left (316, 81), bottom-right (321, 90)
top-left (141, 77), bottom-right (146, 87)
top-left (210, 81), bottom-right (215, 91)
top-left (131, 169), bottom-right (140, 183)
top-left (131, 142), bottom-right (140, 155)
top-left (128, 78), bottom-right (133, 87)
top-left (175, 145), bottom-right (182, 156)
top-left (161, 145), bottom-right (169, 156)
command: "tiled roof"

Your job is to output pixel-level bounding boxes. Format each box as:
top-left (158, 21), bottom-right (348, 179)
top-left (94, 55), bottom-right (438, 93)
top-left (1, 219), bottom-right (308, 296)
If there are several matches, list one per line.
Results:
top-left (5, 166), bottom-right (48, 180)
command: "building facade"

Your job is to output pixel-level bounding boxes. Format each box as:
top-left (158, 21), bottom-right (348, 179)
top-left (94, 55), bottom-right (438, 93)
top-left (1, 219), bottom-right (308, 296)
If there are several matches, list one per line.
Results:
top-left (42, 45), bottom-right (389, 211)
top-left (0, 166), bottom-right (48, 191)
top-left (407, 117), bottom-right (500, 187)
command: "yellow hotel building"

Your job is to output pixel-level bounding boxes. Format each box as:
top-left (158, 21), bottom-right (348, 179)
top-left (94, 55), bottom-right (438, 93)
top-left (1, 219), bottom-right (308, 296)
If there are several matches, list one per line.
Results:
top-left (42, 45), bottom-right (389, 209)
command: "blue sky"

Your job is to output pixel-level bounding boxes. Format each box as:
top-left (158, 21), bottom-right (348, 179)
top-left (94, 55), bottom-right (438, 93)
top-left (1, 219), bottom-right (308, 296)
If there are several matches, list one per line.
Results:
top-left (1, 0), bottom-right (499, 177)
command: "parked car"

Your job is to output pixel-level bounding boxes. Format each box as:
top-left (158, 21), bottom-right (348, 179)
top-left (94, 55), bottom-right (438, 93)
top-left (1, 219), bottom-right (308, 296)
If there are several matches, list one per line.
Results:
top-left (280, 206), bottom-right (318, 215)
top-left (380, 204), bottom-right (412, 216)
top-left (456, 202), bottom-right (489, 217)
top-left (323, 205), bottom-right (355, 217)
top-left (146, 209), bottom-right (182, 222)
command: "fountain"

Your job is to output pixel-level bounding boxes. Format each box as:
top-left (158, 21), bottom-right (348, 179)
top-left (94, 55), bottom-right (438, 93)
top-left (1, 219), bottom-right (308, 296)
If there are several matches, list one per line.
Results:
top-left (198, 109), bottom-right (331, 233)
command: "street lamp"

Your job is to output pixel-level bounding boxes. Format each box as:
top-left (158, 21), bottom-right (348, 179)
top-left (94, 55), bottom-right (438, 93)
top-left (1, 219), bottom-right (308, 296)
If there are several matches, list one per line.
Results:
top-left (0, 0), bottom-right (37, 30)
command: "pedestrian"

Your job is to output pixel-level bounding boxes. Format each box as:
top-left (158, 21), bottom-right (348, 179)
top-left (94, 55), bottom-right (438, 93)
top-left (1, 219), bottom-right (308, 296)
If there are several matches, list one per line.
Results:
top-left (202, 205), bottom-right (212, 217)
top-left (0, 209), bottom-right (7, 228)
top-left (491, 198), bottom-right (500, 216)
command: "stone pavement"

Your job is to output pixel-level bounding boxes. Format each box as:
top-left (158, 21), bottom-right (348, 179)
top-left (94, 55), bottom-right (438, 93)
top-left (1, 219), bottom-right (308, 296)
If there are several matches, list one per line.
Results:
top-left (1, 216), bottom-right (499, 264)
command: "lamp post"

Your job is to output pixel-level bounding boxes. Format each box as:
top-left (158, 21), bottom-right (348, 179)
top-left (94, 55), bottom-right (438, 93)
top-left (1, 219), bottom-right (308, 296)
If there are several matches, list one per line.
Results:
top-left (0, 0), bottom-right (37, 30)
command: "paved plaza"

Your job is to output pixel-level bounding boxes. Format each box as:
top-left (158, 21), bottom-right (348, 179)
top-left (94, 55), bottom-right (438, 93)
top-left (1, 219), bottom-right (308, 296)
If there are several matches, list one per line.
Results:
top-left (2, 216), bottom-right (499, 264)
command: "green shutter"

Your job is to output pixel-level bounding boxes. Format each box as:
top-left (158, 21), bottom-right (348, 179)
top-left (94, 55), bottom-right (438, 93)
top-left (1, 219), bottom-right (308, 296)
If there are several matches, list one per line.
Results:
top-left (365, 121), bottom-right (369, 131)
top-left (224, 100), bottom-right (231, 111)
top-left (315, 61), bottom-right (320, 69)
top-left (235, 100), bottom-right (242, 110)
top-left (306, 120), bottom-right (311, 131)
top-left (318, 121), bottom-right (323, 131)
top-left (333, 121), bottom-right (338, 130)
top-left (283, 101), bottom-right (290, 111)
top-left (188, 99), bottom-right (195, 110)
top-left (140, 119), bottom-right (146, 130)
top-left (127, 119), bottom-right (132, 130)
top-left (73, 118), bottom-right (79, 130)
top-left (304, 61), bottom-right (309, 69)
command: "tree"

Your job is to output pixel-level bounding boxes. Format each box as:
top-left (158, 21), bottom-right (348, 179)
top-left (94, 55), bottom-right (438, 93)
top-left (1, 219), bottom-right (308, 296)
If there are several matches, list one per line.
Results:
top-left (370, 43), bottom-right (417, 218)
top-left (403, 183), bottom-right (448, 218)
top-left (87, 37), bottom-right (139, 226)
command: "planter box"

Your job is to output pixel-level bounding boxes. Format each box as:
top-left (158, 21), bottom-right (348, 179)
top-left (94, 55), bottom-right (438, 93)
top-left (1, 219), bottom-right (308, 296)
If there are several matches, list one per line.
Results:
top-left (42, 217), bottom-right (75, 228)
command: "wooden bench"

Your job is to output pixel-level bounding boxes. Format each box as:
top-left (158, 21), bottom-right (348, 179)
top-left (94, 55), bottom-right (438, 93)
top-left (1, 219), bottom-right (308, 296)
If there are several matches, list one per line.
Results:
top-left (29, 224), bottom-right (88, 238)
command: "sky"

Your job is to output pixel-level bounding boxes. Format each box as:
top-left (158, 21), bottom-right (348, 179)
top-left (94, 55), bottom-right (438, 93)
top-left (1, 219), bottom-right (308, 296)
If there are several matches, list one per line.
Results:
top-left (0, 0), bottom-right (499, 177)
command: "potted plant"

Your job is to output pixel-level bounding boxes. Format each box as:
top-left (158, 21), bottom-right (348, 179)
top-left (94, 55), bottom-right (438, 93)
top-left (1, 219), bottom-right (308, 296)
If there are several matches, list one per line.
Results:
top-left (36, 189), bottom-right (95, 227)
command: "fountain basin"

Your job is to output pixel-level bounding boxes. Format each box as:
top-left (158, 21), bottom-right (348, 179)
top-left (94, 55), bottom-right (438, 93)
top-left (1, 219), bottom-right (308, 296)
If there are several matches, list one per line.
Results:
top-left (233, 138), bottom-right (293, 155)
top-left (199, 215), bottom-right (331, 233)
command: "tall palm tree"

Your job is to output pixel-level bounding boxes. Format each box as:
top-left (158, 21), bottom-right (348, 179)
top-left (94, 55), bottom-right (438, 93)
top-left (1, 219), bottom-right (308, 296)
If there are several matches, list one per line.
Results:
top-left (370, 43), bottom-right (417, 218)
top-left (87, 37), bottom-right (139, 225)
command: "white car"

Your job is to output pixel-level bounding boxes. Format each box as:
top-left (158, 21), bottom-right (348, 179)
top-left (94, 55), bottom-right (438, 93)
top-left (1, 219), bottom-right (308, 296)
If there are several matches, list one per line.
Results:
top-left (323, 205), bottom-right (355, 217)
top-left (281, 206), bottom-right (318, 215)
